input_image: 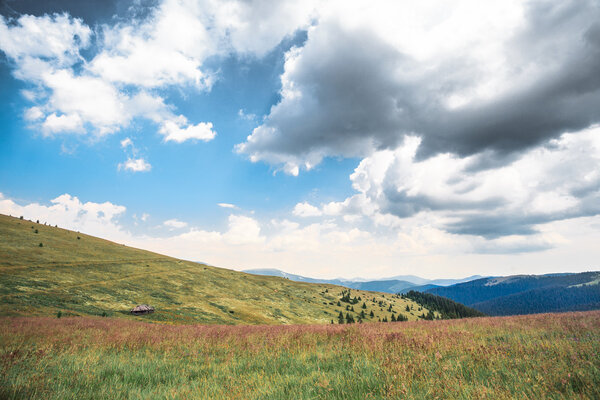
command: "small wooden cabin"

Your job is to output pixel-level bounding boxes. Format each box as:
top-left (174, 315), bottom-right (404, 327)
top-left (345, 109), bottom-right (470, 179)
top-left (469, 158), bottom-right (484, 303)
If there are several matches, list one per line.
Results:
top-left (130, 304), bottom-right (155, 315)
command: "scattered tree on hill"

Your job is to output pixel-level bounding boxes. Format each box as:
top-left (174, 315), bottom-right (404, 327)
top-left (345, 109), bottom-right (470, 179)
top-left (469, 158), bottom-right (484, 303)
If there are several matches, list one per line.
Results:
top-left (382, 316), bottom-right (388, 322)
top-left (370, 310), bottom-right (374, 318)
top-left (362, 302), bottom-right (367, 309)
top-left (34, 229), bottom-right (38, 234)
top-left (38, 243), bottom-right (43, 247)
top-left (396, 313), bottom-right (408, 322)
top-left (360, 310), bottom-right (365, 319)
top-left (338, 311), bottom-right (345, 324)
top-left (337, 301), bottom-right (341, 306)
top-left (19, 216), bottom-right (23, 220)
top-left (391, 314), bottom-right (396, 322)
top-left (340, 290), bottom-right (360, 305)
top-left (346, 313), bottom-right (355, 323)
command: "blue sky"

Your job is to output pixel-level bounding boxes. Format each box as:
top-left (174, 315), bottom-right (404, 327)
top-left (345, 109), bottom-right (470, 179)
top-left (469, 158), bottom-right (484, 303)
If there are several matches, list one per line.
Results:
top-left (1, 0), bottom-right (600, 279)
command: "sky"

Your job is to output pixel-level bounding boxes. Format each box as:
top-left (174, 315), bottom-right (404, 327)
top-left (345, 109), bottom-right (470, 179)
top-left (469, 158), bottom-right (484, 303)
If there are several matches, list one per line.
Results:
top-left (1, 0), bottom-right (600, 279)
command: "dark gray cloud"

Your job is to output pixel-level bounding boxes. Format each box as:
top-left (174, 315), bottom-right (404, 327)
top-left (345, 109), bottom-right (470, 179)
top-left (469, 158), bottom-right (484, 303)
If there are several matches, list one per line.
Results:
top-left (420, 17), bottom-right (600, 159)
top-left (239, 0), bottom-right (600, 172)
top-left (443, 191), bottom-right (600, 239)
top-left (0, 0), bottom-right (141, 25)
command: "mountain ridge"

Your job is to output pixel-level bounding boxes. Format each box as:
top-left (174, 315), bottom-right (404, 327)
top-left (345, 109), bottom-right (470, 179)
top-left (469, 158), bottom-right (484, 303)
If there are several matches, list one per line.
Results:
top-left (243, 268), bottom-right (484, 293)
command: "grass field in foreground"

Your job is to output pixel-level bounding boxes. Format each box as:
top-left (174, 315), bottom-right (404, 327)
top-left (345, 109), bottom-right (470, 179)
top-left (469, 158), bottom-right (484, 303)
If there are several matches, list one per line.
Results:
top-left (2, 311), bottom-right (599, 399)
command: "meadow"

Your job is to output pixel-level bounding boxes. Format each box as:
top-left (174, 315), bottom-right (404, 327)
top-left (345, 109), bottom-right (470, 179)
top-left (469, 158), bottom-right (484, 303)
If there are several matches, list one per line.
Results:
top-left (2, 311), bottom-right (600, 399)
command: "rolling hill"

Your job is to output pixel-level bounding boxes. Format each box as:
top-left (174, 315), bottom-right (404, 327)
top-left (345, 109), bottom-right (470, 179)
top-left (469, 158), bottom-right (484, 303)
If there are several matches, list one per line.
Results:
top-left (427, 272), bottom-right (600, 316)
top-left (0, 213), bottom-right (430, 324)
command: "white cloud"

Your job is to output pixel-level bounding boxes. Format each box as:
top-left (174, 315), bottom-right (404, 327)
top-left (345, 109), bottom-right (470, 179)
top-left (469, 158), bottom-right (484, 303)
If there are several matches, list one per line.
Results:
top-left (118, 138), bottom-right (151, 173)
top-left (159, 119), bottom-right (216, 143)
top-left (238, 109), bottom-right (256, 121)
top-left (89, 0), bottom-right (215, 89)
top-left (223, 214), bottom-right (264, 245)
top-left (118, 158), bottom-right (152, 172)
top-left (41, 113), bottom-right (83, 134)
top-left (218, 203), bottom-right (237, 209)
top-left (42, 69), bottom-right (129, 135)
top-left (0, 13), bottom-right (91, 70)
top-left (120, 138), bottom-right (133, 148)
top-left (24, 106), bottom-right (44, 121)
top-left (163, 218), bottom-right (188, 229)
top-left (293, 202), bottom-right (322, 217)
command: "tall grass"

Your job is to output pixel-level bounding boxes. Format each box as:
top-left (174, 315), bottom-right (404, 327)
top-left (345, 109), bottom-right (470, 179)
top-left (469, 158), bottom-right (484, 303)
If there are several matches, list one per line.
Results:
top-left (2, 311), bottom-right (600, 399)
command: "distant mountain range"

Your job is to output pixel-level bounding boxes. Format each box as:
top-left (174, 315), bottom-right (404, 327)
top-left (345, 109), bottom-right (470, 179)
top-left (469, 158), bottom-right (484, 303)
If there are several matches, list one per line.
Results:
top-left (427, 271), bottom-right (600, 316)
top-left (242, 268), bottom-right (484, 293)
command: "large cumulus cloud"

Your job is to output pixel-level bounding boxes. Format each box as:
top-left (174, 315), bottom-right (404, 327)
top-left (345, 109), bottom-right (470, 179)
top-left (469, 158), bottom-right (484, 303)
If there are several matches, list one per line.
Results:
top-left (238, 0), bottom-right (600, 173)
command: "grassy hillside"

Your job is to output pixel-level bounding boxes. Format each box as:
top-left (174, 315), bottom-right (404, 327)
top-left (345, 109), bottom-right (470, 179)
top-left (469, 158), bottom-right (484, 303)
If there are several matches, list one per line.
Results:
top-left (2, 311), bottom-right (599, 399)
top-left (428, 272), bottom-right (600, 316)
top-left (0, 213), bottom-right (426, 324)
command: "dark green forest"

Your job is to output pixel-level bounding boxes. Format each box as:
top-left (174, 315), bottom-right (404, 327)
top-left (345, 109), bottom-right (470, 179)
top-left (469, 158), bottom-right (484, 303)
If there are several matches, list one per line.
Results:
top-left (402, 291), bottom-right (485, 319)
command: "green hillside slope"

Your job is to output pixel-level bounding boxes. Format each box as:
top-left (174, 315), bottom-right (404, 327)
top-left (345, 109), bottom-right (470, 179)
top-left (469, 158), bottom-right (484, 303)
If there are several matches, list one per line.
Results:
top-left (0, 214), bottom-right (427, 324)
